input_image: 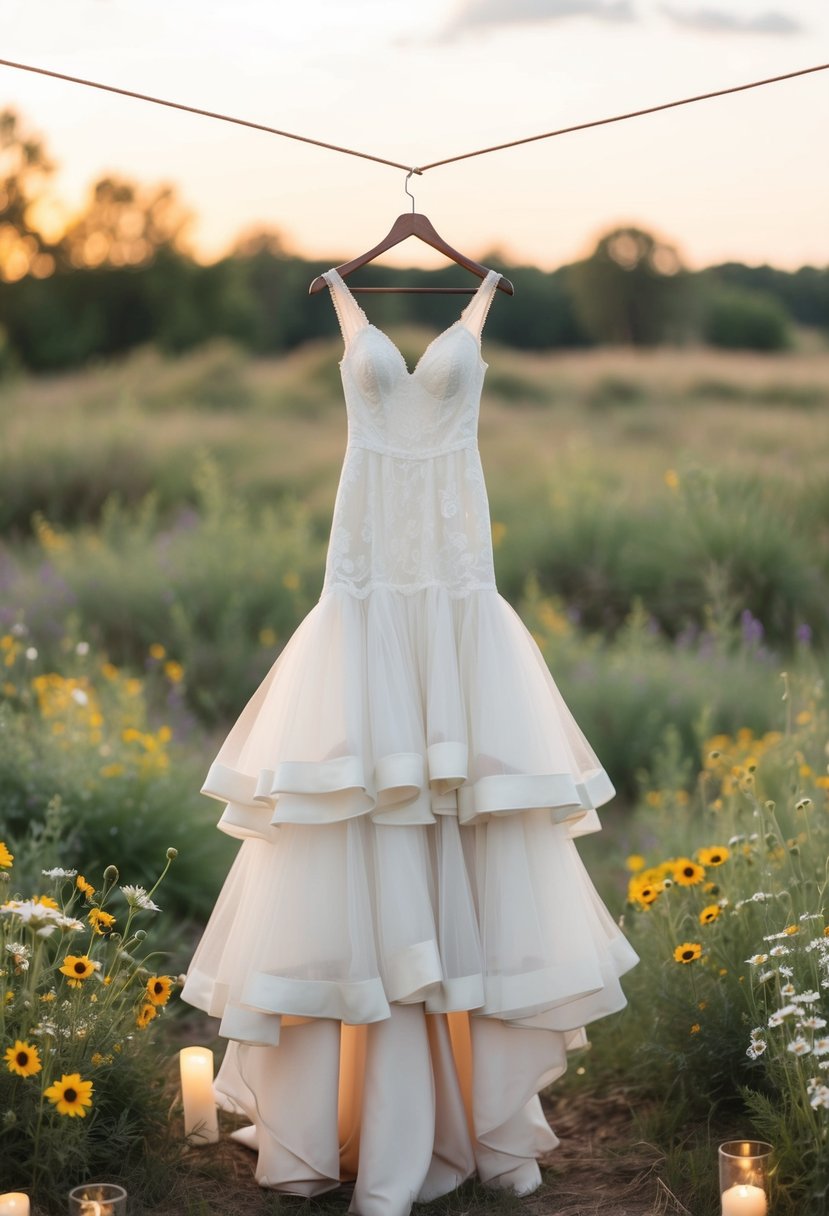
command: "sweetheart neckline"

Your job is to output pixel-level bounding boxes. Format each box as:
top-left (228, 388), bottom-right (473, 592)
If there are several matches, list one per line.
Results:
top-left (327, 266), bottom-right (498, 378)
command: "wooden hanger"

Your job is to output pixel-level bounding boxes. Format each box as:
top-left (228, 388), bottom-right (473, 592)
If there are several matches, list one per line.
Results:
top-left (308, 172), bottom-right (515, 296)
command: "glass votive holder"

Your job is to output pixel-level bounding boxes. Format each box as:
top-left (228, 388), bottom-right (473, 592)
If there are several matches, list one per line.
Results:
top-left (67, 1183), bottom-right (127, 1215)
top-left (719, 1141), bottom-right (773, 1215)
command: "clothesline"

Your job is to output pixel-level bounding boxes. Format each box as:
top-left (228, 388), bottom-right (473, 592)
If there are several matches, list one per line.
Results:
top-left (0, 56), bottom-right (826, 177)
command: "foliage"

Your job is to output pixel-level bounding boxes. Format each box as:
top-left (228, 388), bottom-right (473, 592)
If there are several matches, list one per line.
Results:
top-left (617, 671), bottom-right (829, 1212)
top-left (567, 226), bottom-right (690, 346)
top-left (0, 624), bottom-right (235, 917)
top-left (702, 287), bottom-right (792, 351)
top-left (0, 842), bottom-right (183, 1209)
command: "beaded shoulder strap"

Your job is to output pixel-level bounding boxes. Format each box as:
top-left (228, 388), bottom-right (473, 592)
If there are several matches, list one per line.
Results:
top-left (322, 268), bottom-right (370, 348)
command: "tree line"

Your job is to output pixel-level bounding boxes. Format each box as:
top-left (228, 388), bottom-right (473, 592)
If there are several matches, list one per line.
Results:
top-left (0, 108), bottom-right (826, 374)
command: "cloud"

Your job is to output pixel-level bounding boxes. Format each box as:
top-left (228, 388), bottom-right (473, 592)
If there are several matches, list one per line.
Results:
top-left (659, 5), bottom-right (802, 35)
top-left (436, 0), bottom-right (637, 42)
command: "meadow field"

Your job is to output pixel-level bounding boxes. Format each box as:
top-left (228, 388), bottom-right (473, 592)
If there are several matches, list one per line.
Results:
top-left (2, 331), bottom-right (828, 1212)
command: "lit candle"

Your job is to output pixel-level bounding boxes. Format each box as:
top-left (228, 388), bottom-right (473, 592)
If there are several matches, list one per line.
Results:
top-left (179, 1046), bottom-right (219, 1144)
top-left (0, 1197), bottom-right (30, 1216)
top-left (721, 1183), bottom-right (768, 1216)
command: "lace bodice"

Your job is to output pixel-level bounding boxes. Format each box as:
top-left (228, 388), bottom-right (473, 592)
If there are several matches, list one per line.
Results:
top-left (321, 267), bottom-right (502, 598)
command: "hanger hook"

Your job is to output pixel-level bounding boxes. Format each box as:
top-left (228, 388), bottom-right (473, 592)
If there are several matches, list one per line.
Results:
top-left (404, 169), bottom-right (416, 214)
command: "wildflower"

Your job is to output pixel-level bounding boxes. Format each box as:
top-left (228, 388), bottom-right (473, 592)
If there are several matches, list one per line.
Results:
top-left (75, 641), bottom-right (90, 656)
top-left (673, 859), bottom-right (705, 886)
top-left (630, 879), bottom-right (663, 908)
top-left (787, 1037), bottom-right (812, 1056)
top-left (4, 1040), bottom-right (42, 1077)
top-left (769, 1005), bottom-right (800, 1027)
top-left (699, 905), bottom-right (720, 926)
top-left (42, 867), bottom-right (78, 879)
top-left (810, 1086), bottom-right (829, 1110)
top-left (145, 975), bottom-right (173, 1006)
top-left (136, 1003), bottom-right (157, 1029)
top-left (76, 875), bottom-right (95, 899)
top-left (5, 942), bottom-right (30, 973)
top-left (795, 798), bottom-right (813, 812)
top-left (769, 945), bottom-right (790, 958)
top-left (781, 983), bottom-right (796, 997)
top-left (58, 955), bottom-right (99, 987)
top-left (34, 895), bottom-right (59, 909)
top-left (814, 1038), bottom-right (829, 1056)
top-left (690, 1023), bottom-right (701, 1034)
top-left (43, 1072), bottom-right (93, 1117)
top-left (148, 643), bottom-right (166, 660)
top-left (163, 660), bottom-right (184, 684)
top-left (747, 954), bottom-right (769, 966)
top-left (697, 846), bottom-right (730, 867)
top-left (793, 991), bottom-right (821, 1004)
top-left (121, 886), bottom-right (161, 913)
top-left (674, 942), bottom-right (702, 964)
top-left (54, 915), bottom-right (84, 933)
top-left (88, 908), bottom-right (116, 935)
top-left (625, 854), bottom-right (646, 872)
top-left (747, 1040), bottom-right (767, 1059)
top-left (799, 1017), bottom-right (827, 1030)
top-left (757, 970), bottom-right (777, 984)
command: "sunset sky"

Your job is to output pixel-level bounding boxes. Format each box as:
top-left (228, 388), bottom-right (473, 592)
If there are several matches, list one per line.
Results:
top-left (2, 0), bottom-right (828, 272)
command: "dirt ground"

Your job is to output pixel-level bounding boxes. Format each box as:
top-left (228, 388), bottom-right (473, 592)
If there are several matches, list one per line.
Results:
top-left (166, 1085), bottom-right (689, 1216)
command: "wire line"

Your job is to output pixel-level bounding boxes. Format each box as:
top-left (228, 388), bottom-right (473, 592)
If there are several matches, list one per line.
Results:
top-left (0, 56), bottom-right (826, 178)
top-left (417, 62), bottom-right (829, 170)
top-left (0, 57), bottom-right (420, 173)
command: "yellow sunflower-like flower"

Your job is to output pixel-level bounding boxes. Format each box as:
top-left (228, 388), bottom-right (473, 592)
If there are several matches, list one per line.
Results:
top-left (696, 845), bottom-right (730, 867)
top-left (136, 1002), bottom-right (158, 1029)
top-left (625, 854), bottom-right (646, 873)
top-left (43, 1072), bottom-right (94, 1117)
top-left (88, 908), bottom-right (116, 935)
top-left (145, 975), bottom-right (174, 1006)
top-left (76, 874), bottom-right (95, 899)
top-left (4, 1039), bottom-right (42, 1077)
top-left (699, 905), bottom-right (721, 925)
top-left (674, 942), bottom-right (702, 964)
top-left (673, 859), bottom-right (706, 886)
top-left (0, 841), bottom-right (13, 868)
top-left (629, 879), bottom-right (664, 908)
top-left (34, 894), bottom-right (59, 909)
top-left (59, 954), bottom-right (97, 987)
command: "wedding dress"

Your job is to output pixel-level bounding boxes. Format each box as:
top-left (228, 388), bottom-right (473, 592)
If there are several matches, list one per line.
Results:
top-left (181, 266), bottom-right (639, 1215)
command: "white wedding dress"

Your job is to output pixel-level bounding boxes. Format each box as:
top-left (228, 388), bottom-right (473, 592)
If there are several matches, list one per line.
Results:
top-left (181, 267), bottom-right (639, 1215)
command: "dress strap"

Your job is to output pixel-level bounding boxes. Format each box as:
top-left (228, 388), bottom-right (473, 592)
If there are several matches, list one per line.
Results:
top-left (322, 268), bottom-right (370, 348)
top-left (459, 270), bottom-right (502, 343)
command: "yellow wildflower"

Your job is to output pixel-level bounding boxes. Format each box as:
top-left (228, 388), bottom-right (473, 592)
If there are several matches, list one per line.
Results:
top-left (696, 846), bottom-right (730, 867)
top-left (76, 875), bottom-right (95, 899)
top-left (145, 975), bottom-right (174, 1006)
top-left (699, 905), bottom-right (721, 926)
top-left (136, 1003), bottom-right (157, 1029)
top-left (0, 842), bottom-right (13, 868)
top-left (4, 1040), bottom-right (42, 1077)
top-left (673, 942), bottom-right (702, 964)
top-left (625, 854), bottom-right (646, 873)
top-left (88, 908), bottom-right (116, 935)
top-left (674, 859), bottom-right (706, 886)
top-left (44, 1073), bottom-right (94, 1117)
top-left (149, 643), bottom-right (166, 660)
top-left (163, 660), bottom-right (184, 684)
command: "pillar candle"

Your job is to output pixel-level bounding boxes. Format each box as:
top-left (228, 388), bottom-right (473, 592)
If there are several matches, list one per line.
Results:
top-left (721, 1183), bottom-right (768, 1216)
top-left (0, 1197), bottom-right (30, 1216)
top-left (179, 1046), bottom-right (219, 1145)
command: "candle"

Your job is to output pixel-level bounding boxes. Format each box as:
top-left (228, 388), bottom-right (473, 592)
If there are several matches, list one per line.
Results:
top-left (179, 1046), bottom-right (219, 1144)
top-left (0, 1197), bottom-right (29, 1216)
top-left (67, 1183), bottom-right (126, 1214)
top-left (721, 1183), bottom-right (768, 1216)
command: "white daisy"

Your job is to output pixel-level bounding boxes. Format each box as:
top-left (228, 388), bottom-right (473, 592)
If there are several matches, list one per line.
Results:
top-left (769, 945), bottom-right (790, 957)
top-left (787, 1037), bottom-right (812, 1056)
top-left (41, 867), bottom-right (78, 879)
top-left (747, 954), bottom-right (769, 966)
top-left (799, 1017), bottom-right (827, 1031)
top-left (813, 1038), bottom-right (829, 1056)
top-left (747, 1040), bottom-right (767, 1059)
